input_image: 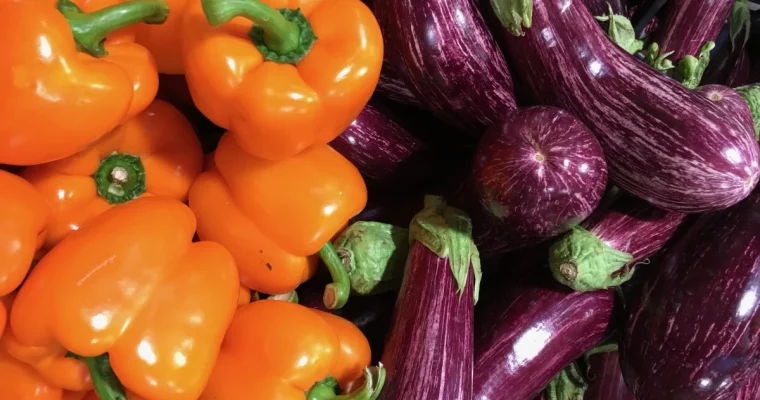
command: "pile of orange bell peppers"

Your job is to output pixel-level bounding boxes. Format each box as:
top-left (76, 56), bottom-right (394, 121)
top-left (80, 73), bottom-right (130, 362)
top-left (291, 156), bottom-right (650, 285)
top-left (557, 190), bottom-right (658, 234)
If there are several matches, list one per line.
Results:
top-left (0, 0), bottom-right (385, 397)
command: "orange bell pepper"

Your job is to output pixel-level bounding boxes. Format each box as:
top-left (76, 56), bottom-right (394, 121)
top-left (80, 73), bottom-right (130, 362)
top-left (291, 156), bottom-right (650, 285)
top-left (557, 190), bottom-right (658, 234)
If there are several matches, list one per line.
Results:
top-left (200, 299), bottom-right (385, 399)
top-left (0, 171), bottom-right (49, 298)
top-left (22, 99), bottom-right (203, 249)
top-left (9, 197), bottom-right (240, 400)
top-left (0, 0), bottom-right (168, 166)
top-left (189, 133), bottom-right (367, 307)
top-left (181, 0), bottom-right (383, 161)
top-left (134, 0), bottom-right (189, 75)
top-left (0, 343), bottom-right (87, 400)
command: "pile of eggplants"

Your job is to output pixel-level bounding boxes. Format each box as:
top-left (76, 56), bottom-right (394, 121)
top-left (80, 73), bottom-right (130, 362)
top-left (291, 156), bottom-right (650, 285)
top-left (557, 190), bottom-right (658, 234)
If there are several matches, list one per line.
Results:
top-left (313, 0), bottom-right (760, 398)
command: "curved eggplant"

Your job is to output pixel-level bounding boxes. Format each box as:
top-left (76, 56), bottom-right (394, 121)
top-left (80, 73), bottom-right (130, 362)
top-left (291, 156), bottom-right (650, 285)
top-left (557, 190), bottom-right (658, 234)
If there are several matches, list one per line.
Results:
top-left (474, 270), bottom-right (614, 400)
top-left (650, 0), bottom-right (733, 60)
top-left (549, 193), bottom-right (685, 291)
top-left (492, 0), bottom-right (760, 212)
top-left (330, 100), bottom-right (437, 191)
top-left (620, 190), bottom-right (760, 399)
top-left (379, 196), bottom-right (481, 400)
top-left (373, 0), bottom-right (517, 136)
top-left (376, 59), bottom-right (422, 107)
top-left (584, 0), bottom-right (626, 16)
top-left (471, 106), bottom-right (607, 254)
top-left (585, 350), bottom-right (635, 400)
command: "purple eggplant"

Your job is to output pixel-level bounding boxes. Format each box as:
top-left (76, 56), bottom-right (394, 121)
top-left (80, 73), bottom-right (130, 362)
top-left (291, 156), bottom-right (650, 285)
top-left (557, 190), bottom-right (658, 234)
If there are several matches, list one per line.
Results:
top-left (330, 100), bottom-right (438, 191)
top-left (376, 59), bottom-right (422, 107)
top-left (492, 0), bottom-right (760, 212)
top-left (620, 190), bottom-right (760, 399)
top-left (584, 0), bottom-right (626, 16)
top-left (549, 193), bottom-right (686, 291)
top-left (585, 350), bottom-right (635, 400)
top-left (733, 372), bottom-right (760, 400)
top-left (651, 0), bottom-right (733, 60)
top-left (379, 196), bottom-right (481, 400)
top-left (373, 0), bottom-right (517, 136)
top-left (473, 270), bottom-right (614, 400)
top-left (470, 106), bottom-right (607, 254)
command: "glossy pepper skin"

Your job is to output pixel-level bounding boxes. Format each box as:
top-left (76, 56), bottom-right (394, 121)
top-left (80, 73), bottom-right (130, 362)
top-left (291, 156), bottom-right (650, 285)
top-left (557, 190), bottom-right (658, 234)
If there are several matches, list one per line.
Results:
top-left (9, 197), bottom-right (240, 400)
top-left (134, 0), bottom-right (189, 74)
top-left (0, 170), bottom-right (49, 298)
top-left (189, 133), bottom-right (367, 303)
top-left (22, 99), bottom-right (203, 249)
top-left (0, 0), bottom-right (167, 165)
top-left (200, 299), bottom-right (373, 399)
top-left (0, 344), bottom-right (86, 400)
top-left (181, 0), bottom-right (383, 161)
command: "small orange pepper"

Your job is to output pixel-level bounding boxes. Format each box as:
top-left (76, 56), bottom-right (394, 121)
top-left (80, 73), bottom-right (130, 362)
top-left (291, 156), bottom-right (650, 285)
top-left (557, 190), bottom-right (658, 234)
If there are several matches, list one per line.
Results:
top-left (189, 133), bottom-right (367, 307)
top-left (200, 299), bottom-right (385, 399)
top-left (0, 343), bottom-right (85, 400)
top-left (181, 0), bottom-right (383, 161)
top-left (0, 0), bottom-right (168, 165)
top-left (0, 171), bottom-right (49, 298)
top-left (22, 99), bottom-right (203, 249)
top-left (9, 197), bottom-right (240, 400)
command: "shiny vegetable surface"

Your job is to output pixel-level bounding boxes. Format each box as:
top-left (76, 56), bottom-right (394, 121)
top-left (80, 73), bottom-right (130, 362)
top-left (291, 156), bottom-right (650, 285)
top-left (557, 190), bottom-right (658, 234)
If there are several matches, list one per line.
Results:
top-left (494, 0), bottom-right (760, 212)
top-left (189, 133), bottom-right (366, 305)
top-left (621, 190), bottom-right (760, 399)
top-left (182, 0), bottom-right (383, 160)
top-left (23, 99), bottom-right (203, 249)
top-left (134, 0), bottom-right (190, 74)
top-left (200, 299), bottom-right (382, 399)
top-left (0, 0), bottom-right (166, 165)
top-left (0, 171), bottom-right (48, 298)
top-left (9, 197), bottom-right (240, 400)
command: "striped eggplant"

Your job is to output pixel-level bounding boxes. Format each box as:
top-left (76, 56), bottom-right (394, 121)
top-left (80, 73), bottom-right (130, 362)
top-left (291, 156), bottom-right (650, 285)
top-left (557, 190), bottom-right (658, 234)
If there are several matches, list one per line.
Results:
top-left (620, 190), bottom-right (760, 399)
top-left (373, 0), bottom-right (517, 136)
top-left (379, 196), bottom-right (481, 400)
top-left (330, 100), bottom-right (437, 192)
top-left (650, 0), bottom-right (733, 60)
top-left (470, 106), bottom-right (607, 254)
top-left (376, 59), bottom-right (422, 107)
top-left (492, 0), bottom-right (760, 212)
top-left (474, 270), bottom-right (614, 400)
top-left (733, 372), bottom-right (760, 399)
top-left (549, 192), bottom-right (686, 291)
top-left (585, 350), bottom-right (635, 400)
top-left (584, 0), bottom-right (626, 16)
top-left (703, 22), bottom-right (752, 87)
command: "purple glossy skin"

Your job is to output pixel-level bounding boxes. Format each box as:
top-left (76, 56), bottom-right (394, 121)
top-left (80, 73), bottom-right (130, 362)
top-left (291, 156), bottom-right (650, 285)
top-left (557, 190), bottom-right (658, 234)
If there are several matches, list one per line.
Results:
top-left (584, 0), bottom-right (626, 16)
top-left (473, 272), bottom-right (614, 400)
top-left (585, 351), bottom-right (635, 400)
top-left (733, 372), bottom-right (760, 400)
top-left (376, 59), bottom-right (422, 107)
top-left (498, 0), bottom-right (760, 212)
top-left (697, 85), bottom-right (755, 123)
top-left (621, 191), bottom-right (760, 399)
top-left (379, 242), bottom-right (474, 400)
top-left (330, 101), bottom-right (436, 191)
top-left (651, 0), bottom-right (733, 60)
top-left (373, 0), bottom-right (517, 136)
top-left (472, 106), bottom-right (607, 254)
top-left (581, 193), bottom-right (686, 268)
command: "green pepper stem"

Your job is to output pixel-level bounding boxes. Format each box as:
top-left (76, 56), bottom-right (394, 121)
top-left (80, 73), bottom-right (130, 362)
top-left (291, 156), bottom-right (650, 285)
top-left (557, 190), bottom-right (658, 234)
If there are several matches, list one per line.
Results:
top-left (93, 153), bottom-right (147, 205)
top-left (306, 365), bottom-right (386, 400)
top-left (77, 354), bottom-right (128, 400)
top-left (320, 242), bottom-right (351, 310)
top-left (58, 0), bottom-right (169, 57)
top-left (202, 0), bottom-right (298, 52)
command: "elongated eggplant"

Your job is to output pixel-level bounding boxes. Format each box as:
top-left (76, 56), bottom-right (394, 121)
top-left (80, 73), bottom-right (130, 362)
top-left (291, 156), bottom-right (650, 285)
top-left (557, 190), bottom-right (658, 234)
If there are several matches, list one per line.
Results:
top-left (585, 350), bottom-right (635, 400)
top-left (474, 270), bottom-right (614, 400)
top-left (651, 0), bottom-right (733, 60)
top-left (470, 106), bottom-right (607, 254)
top-left (620, 190), bottom-right (760, 399)
top-left (373, 0), bottom-right (517, 136)
top-left (492, 0), bottom-right (760, 212)
top-left (330, 100), bottom-right (437, 192)
top-left (379, 196), bottom-right (481, 400)
top-left (733, 372), bottom-right (760, 399)
top-left (549, 193), bottom-right (685, 291)
top-left (376, 59), bottom-right (422, 107)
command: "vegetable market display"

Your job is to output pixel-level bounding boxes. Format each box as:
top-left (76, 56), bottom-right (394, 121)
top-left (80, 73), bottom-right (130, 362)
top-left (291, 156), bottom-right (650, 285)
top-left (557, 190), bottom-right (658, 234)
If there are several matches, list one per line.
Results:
top-left (0, 0), bottom-right (758, 399)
